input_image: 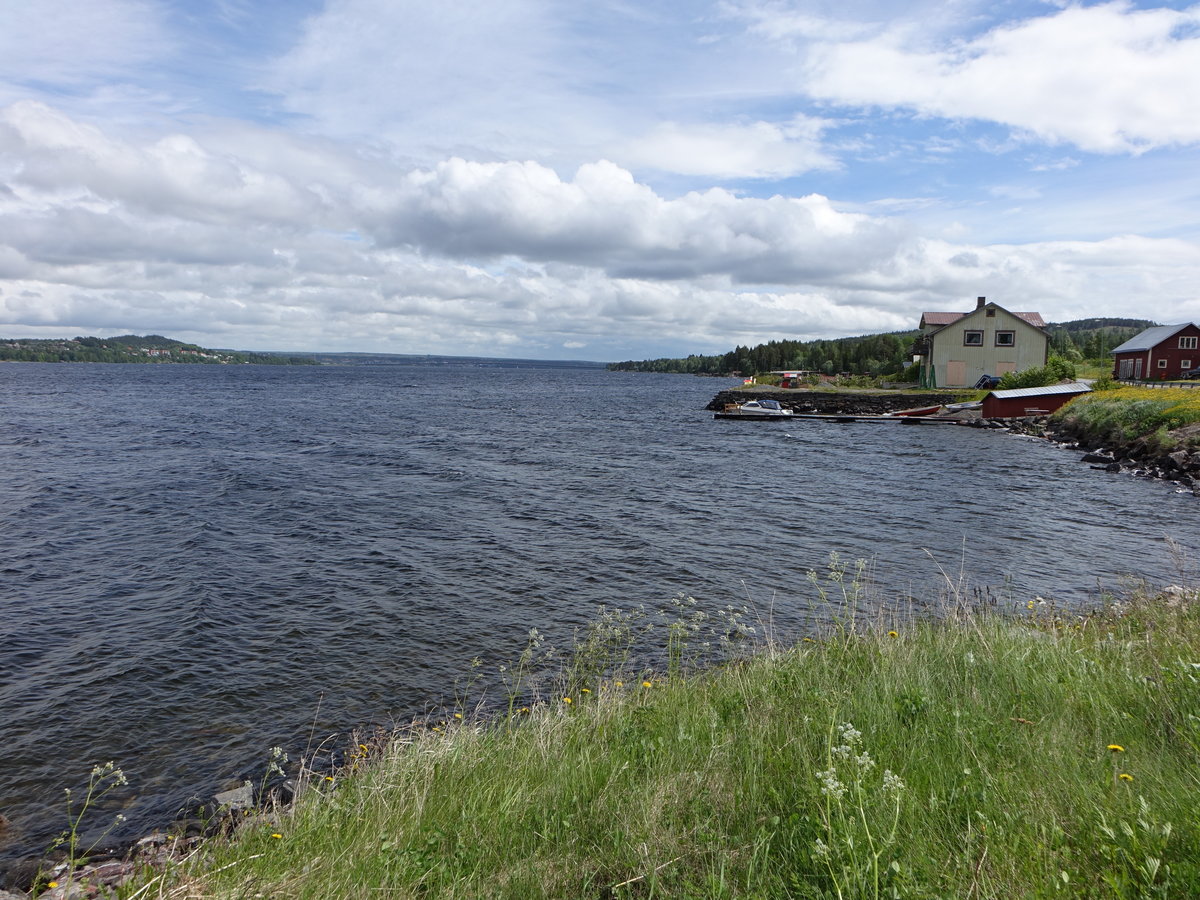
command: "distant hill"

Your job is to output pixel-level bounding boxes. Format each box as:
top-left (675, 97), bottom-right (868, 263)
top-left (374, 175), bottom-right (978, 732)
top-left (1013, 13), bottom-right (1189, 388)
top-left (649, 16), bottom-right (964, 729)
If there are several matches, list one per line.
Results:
top-left (0, 335), bottom-right (317, 365)
top-left (608, 317), bottom-right (1159, 376)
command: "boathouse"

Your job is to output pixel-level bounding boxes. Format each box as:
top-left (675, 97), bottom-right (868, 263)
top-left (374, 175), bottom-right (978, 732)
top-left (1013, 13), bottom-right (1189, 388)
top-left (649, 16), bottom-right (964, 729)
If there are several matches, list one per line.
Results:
top-left (915, 297), bottom-right (1048, 389)
top-left (981, 382), bottom-right (1092, 418)
top-left (1111, 323), bottom-right (1200, 381)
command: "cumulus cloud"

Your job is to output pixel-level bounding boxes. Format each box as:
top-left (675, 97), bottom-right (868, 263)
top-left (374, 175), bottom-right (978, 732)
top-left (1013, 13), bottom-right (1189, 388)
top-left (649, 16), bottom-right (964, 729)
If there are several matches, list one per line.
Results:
top-left (799, 1), bottom-right (1200, 153)
top-left (1, 101), bottom-right (1198, 358)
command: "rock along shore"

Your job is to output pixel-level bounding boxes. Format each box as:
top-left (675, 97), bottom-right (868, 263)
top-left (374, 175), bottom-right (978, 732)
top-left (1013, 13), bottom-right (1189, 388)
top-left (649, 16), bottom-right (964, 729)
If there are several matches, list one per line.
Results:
top-left (705, 388), bottom-right (968, 415)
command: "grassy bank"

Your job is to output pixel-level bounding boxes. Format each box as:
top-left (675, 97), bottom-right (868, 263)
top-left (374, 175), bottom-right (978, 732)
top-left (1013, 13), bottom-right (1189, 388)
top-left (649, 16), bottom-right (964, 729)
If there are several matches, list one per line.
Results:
top-left (98, 571), bottom-right (1200, 900)
top-left (1054, 387), bottom-right (1200, 452)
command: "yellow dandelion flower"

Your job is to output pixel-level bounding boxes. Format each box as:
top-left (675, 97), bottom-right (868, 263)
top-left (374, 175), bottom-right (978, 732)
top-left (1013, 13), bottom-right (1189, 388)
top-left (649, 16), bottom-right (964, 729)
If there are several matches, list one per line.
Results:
top-left (615, 681), bottom-right (623, 687)
top-left (519, 707), bottom-right (530, 713)
top-left (324, 776), bottom-right (334, 782)
top-left (563, 696), bottom-right (572, 704)
top-left (1119, 773), bottom-right (1133, 782)
top-left (887, 630), bottom-right (898, 638)
top-left (642, 680), bottom-right (652, 688)
top-left (48, 882), bottom-right (59, 889)
top-left (1107, 744), bottom-right (1125, 752)
top-left (453, 713), bottom-right (463, 719)
top-left (271, 833), bottom-right (283, 839)
top-left (1026, 600), bottom-right (1035, 609)
top-left (581, 688), bottom-right (591, 694)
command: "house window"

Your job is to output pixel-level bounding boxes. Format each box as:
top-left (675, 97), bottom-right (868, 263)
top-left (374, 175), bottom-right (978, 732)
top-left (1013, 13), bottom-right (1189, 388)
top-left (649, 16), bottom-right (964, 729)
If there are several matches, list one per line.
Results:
top-left (1179, 336), bottom-right (1198, 350)
top-left (1183, 360), bottom-right (1193, 369)
top-left (1158, 359), bottom-right (1168, 368)
top-left (986, 308), bottom-right (996, 317)
top-left (963, 330), bottom-right (984, 346)
top-left (994, 331), bottom-right (1015, 347)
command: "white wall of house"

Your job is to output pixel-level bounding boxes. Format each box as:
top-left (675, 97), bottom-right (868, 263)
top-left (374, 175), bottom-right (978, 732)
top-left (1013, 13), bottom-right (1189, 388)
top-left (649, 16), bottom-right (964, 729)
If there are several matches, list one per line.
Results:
top-left (927, 304), bottom-right (1048, 388)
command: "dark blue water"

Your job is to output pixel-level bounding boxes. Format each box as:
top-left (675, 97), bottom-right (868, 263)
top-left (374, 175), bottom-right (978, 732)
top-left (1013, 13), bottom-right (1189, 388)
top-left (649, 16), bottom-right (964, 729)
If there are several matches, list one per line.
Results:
top-left (1, 361), bottom-right (1195, 877)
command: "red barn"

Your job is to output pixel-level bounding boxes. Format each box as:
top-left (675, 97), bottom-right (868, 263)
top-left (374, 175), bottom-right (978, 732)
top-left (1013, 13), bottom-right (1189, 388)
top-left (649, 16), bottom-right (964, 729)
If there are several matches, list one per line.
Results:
top-left (1111, 323), bottom-right (1200, 380)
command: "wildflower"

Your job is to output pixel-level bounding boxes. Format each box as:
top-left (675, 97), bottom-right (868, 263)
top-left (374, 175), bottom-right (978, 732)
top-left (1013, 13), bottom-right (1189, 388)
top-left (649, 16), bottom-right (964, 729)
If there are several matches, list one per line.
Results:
top-left (580, 688), bottom-right (591, 694)
top-left (519, 707), bottom-right (530, 714)
top-left (324, 776), bottom-right (334, 782)
top-left (887, 630), bottom-right (898, 638)
top-left (271, 833), bottom-right (283, 839)
top-left (855, 751), bottom-right (876, 773)
top-left (615, 681), bottom-right (624, 687)
top-left (453, 713), bottom-right (463, 720)
top-left (642, 680), bottom-right (652, 688)
top-left (359, 744), bottom-right (368, 752)
top-left (1107, 744), bottom-right (1125, 753)
top-left (837, 722), bottom-right (862, 746)
top-left (882, 769), bottom-right (905, 795)
top-left (1119, 773), bottom-right (1134, 782)
top-left (817, 769), bottom-right (846, 801)
top-left (1027, 600), bottom-right (1035, 609)
top-left (813, 838), bottom-right (830, 860)
top-left (48, 882), bottom-right (59, 889)
top-left (563, 697), bottom-right (572, 704)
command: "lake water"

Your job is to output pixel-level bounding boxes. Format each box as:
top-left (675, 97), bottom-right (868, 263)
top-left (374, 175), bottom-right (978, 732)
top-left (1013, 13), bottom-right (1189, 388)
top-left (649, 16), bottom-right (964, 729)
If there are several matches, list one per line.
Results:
top-left (0, 361), bottom-right (1195, 879)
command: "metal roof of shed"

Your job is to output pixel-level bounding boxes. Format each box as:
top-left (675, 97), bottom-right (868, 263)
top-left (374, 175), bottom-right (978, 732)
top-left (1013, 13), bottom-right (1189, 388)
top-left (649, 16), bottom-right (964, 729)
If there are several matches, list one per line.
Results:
top-left (1110, 324), bottom-right (1191, 354)
top-left (986, 382), bottom-right (1092, 400)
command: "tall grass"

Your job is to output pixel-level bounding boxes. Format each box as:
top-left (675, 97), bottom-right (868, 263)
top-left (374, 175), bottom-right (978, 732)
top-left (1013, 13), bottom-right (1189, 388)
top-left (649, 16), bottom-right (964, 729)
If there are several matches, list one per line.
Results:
top-left (1054, 387), bottom-right (1200, 449)
top-left (120, 569), bottom-right (1200, 899)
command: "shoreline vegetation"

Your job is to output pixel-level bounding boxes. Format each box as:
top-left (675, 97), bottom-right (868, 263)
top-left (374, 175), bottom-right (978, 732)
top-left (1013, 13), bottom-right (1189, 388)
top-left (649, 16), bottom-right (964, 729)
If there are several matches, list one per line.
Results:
top-left (19, 559), bottom-right (1200, 899)
top-left (0, 335), bottom-right (316, 366)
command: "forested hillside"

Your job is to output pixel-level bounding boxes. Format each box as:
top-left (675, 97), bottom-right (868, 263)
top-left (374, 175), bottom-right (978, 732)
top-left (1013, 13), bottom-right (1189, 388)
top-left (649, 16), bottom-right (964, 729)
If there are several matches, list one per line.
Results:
top-left (609, 318), bottom-right (1154, 375)
top-left (0, 334), bottom-right (315, 365)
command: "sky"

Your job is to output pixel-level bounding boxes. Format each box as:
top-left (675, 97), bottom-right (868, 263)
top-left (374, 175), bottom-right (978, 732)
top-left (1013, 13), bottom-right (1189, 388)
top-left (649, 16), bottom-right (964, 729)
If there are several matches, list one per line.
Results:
top-left (0, 0), bottom-right (1197, 361)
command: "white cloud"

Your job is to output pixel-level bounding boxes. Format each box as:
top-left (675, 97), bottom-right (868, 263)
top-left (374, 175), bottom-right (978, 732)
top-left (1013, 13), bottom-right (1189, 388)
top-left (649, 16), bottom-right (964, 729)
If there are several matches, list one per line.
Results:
top-left (622, 116), bottom-right (837, 178)
top-left (0, 0), bottom-right (169, 90)
top-left (0, 102), bottom-right (1195, 360)
top-left (801, 1), bottom-right (1200, 153)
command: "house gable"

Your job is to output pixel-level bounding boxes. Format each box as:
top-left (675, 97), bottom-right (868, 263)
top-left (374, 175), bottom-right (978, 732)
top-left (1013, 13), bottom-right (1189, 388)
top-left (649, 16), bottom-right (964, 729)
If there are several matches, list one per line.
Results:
top-left (917, 299), bottom-right (1049, 388)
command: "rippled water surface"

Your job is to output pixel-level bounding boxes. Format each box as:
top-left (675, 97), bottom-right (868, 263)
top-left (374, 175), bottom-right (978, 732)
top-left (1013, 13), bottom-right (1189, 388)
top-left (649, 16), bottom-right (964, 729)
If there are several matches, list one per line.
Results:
top-left (1, 361), bottom-right (1195, 876)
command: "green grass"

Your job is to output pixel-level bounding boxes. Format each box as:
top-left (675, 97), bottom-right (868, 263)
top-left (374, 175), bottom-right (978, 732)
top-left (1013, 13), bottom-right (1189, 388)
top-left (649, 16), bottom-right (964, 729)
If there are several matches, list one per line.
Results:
top-left (112, 577), bottom-right (1200, 899)
top-left (1054, 387), bottom-right (1200, 451)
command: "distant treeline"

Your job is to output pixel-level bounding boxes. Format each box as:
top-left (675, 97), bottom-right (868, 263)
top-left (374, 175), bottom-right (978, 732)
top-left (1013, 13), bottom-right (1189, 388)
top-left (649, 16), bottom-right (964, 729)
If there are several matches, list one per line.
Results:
top-left (0, 335), bottom-right (316, 365)
top-left (609, 318), bottom-right (1155, 376)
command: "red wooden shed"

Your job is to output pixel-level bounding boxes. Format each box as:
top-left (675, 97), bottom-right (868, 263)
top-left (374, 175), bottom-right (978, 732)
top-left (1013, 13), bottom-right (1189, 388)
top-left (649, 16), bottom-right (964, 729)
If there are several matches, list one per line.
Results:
top-left (981, 382), bottom-right (1092, 418)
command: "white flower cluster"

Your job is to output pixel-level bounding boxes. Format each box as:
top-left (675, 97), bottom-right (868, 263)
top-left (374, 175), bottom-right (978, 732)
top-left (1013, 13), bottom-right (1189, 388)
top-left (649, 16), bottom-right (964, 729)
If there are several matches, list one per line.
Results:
top-left (817, 768), bottom-right (847, 800)
top-left (882, 769), bottom-right (906, 795)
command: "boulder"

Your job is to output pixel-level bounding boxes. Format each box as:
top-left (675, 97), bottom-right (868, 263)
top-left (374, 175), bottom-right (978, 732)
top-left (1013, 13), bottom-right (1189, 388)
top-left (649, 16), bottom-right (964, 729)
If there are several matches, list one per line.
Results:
top-left (212, 783), bottom-right (254, 812)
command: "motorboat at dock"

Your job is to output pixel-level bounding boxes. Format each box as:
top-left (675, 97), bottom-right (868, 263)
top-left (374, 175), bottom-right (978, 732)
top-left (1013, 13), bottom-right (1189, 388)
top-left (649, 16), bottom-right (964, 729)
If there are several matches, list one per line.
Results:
top-left (714, 398), bottom-right (794, 420)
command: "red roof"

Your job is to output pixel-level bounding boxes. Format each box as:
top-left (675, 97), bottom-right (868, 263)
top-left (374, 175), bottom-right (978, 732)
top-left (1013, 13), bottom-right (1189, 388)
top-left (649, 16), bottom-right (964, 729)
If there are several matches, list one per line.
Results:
top-left (922, 310), bottom-right (1046, 328)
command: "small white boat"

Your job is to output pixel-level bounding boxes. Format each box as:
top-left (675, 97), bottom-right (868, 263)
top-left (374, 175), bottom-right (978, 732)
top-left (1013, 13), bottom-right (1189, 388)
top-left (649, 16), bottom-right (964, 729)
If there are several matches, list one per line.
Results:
top-left (714, 398), bottom-right (794, 419)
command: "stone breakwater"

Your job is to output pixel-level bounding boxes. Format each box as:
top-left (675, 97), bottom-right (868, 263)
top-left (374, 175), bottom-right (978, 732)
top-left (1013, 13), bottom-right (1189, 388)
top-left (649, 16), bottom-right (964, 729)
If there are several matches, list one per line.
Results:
top-left (706, 389), bottom-right (967, 415)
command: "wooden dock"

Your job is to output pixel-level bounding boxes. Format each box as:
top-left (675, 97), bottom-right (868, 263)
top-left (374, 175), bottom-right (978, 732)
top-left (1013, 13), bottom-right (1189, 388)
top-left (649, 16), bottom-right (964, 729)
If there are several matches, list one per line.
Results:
top-left (784, 413), bottom-right (965, 424)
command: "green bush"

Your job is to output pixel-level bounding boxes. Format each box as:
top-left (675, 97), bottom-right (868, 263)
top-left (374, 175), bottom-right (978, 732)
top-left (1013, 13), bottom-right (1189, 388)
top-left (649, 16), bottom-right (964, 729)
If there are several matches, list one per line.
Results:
top-left (998, 355), bottom-right (1078, 390)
